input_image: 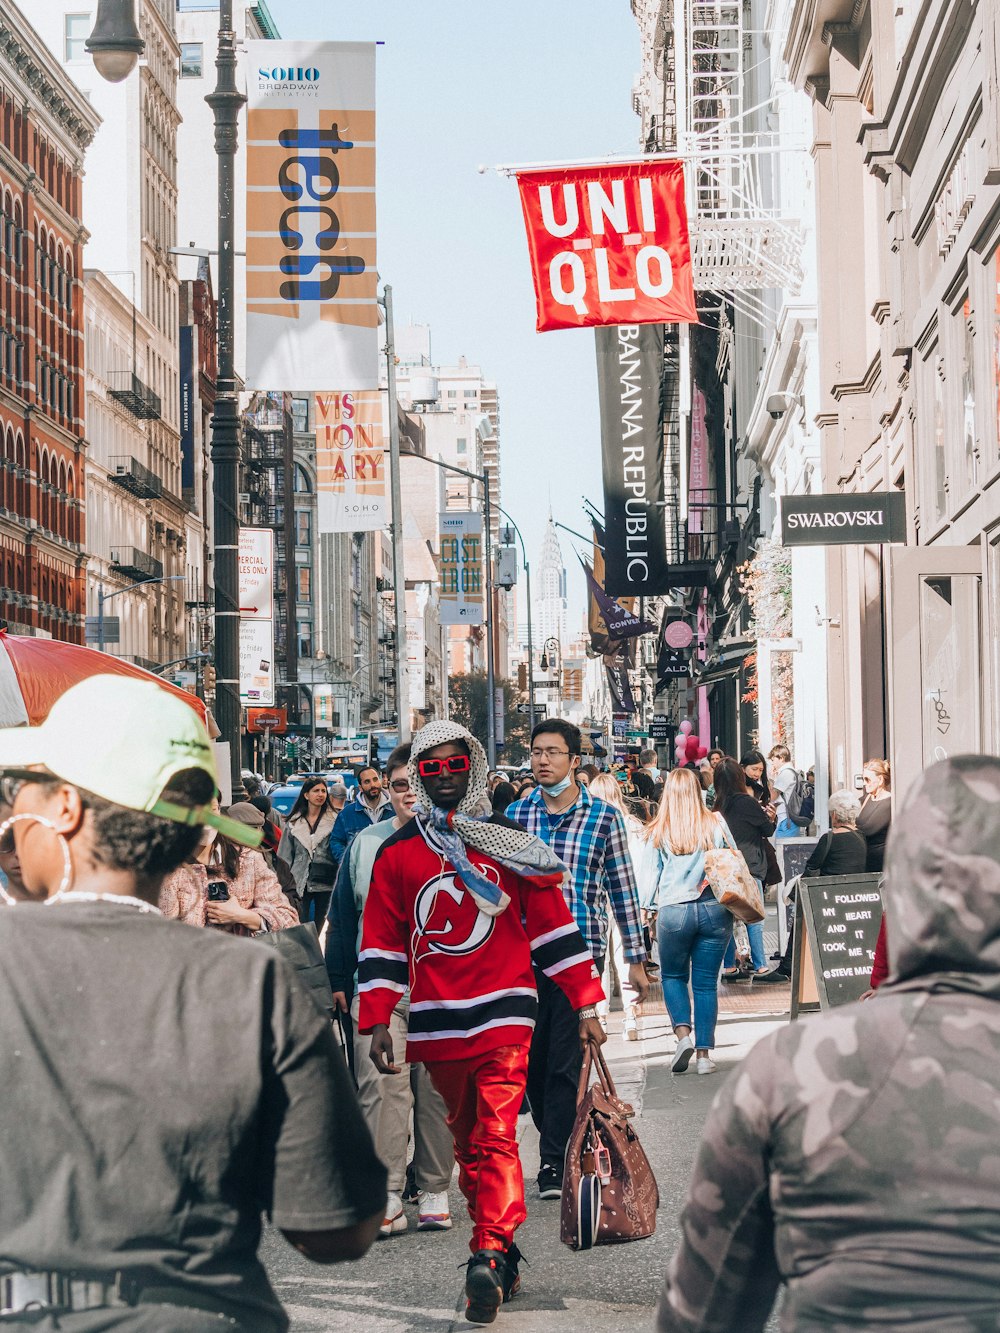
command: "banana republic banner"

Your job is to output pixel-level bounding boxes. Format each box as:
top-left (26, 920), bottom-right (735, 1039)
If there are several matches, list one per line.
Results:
top-left (596, 324), bottom-right (669, 597)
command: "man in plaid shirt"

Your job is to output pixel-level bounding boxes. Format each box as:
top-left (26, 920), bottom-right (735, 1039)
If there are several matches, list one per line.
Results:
top-left (507, 719), bottom-right (648, 1199)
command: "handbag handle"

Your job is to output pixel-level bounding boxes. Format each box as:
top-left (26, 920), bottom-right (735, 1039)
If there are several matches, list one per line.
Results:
top-left (575, 1038), bottom-right (619, 1107)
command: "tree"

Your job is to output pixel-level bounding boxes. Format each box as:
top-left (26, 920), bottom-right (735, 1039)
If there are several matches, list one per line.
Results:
top-left (448, 673), bottom-right (530, 765)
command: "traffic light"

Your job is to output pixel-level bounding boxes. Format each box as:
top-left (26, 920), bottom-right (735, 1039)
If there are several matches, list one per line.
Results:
top-left (203, 663), bottom-right (217, 693)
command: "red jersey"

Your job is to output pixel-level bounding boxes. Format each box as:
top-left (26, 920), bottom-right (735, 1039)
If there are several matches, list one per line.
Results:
top-left (357, 817), bottom-right (604, 1063)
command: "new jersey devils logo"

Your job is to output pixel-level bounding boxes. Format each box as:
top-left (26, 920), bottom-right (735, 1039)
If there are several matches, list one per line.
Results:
top-left (413, 869), bottom-right (498, 963)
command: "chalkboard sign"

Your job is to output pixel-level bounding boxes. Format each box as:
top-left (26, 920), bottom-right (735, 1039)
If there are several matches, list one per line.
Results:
top-left (777, 837), bottom-right (819, 884)
top-left (797, 874), bottom-right (884, 1009)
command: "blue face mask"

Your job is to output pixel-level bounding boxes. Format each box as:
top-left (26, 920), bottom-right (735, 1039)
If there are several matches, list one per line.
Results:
top-left (542, 775), bottom-right (574, 798)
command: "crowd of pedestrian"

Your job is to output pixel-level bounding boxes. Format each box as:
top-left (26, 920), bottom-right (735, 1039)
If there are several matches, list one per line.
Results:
top-left (14, 673), bottom-right (978, 1332)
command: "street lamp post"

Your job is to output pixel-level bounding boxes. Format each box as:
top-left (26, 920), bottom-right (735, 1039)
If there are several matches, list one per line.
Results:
top-left (85, 0), bottom-right (244, 791)
top-left (96, 574), bottom-right (186, 654)
top-left (498, 507), bottom-right (535, 729)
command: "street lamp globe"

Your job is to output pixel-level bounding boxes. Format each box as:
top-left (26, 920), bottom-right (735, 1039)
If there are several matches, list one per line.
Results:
top-left (86, 0), bottom-right (144, 83)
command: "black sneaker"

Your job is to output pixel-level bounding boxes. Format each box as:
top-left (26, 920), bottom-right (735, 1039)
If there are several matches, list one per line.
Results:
top-left (537, 1163), bottom-right (562, 1199)
top-left (500, 1243), bottom-right (523, 1302)
top-left (464, 1249), bottom-right (504, 1325)
top-left (402, 1162), bottom-right (418, 1205)
top-left (753, 968), bottom-right (791, 985)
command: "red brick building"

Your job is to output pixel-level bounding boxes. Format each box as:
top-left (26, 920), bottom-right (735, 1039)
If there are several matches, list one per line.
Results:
top-left (0, 9), bottom-right (99, 641)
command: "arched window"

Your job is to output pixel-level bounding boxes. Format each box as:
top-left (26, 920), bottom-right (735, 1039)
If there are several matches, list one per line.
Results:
top-left (293, 463), bottom-right (313, 493)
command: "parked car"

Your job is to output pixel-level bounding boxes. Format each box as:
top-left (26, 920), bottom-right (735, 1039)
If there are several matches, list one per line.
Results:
top-left (268, 768), bottom-right (359, 817)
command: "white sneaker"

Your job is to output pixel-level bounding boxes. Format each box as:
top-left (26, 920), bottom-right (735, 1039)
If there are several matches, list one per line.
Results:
top-left (671, 1034), bottom-right (695, 1073)
top-left (417, 1190), bottom-right (452, 1231)
top-left (378, 1192), bottom-right (407, 1238)
top-left (623, 1006), bottom-right (639, 1041)
top-left (696, 1056), bottom-right (717, 1075)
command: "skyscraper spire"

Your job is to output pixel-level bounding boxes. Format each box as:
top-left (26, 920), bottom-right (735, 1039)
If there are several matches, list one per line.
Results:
top-left (535, 514), bottom-right (567, 648)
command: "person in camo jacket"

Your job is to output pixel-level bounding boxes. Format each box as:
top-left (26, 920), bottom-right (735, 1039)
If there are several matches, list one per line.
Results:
top-left (659, 754), bottom-right (1000, 1333)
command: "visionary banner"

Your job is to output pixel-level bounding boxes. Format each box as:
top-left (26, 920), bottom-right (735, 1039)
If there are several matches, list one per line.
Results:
top-left (596, 323), bottom-right (671, 597)
top-left (516, 161), bottom-right (697, 332)
top-left (439, 511), bottom-right (483, 626)
top-left (780, 492), bottom-right (906, 546)
top-left (245, 42), bottom-right (378, 390)
top-left (313, 390), bottom-right (388, 532)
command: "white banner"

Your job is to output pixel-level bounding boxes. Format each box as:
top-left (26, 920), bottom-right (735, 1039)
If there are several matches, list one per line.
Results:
top-left (245, 42), bottom-right (378, 390)
top-left (406, 616), bottom-right (426, 711)
top-left (314, 390), bottom-right (388, 532)
top-left (238, 527), bottom-right (274, 619)
top-left (439, 511), bottom-right (483, 626)
top-left (240, 619), bottom-right (274, 706)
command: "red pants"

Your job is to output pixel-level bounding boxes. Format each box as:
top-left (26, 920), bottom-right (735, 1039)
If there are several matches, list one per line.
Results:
top-left (427, 1044), bottom-right (529, 1253)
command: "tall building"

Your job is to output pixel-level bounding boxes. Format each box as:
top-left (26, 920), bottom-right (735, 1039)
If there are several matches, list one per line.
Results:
top-left (36, 0), bottom-right (197, 667)
top-left (395, 328), bottom-right (511, 683)
top-left (785, 0), bottom-right (1000, 795)
top-left (0, 4), bottom-right (99, 640)
top-left (535, 513), bottom-right (567, 648)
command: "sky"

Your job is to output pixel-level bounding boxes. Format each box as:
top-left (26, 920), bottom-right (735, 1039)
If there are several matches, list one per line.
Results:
top-left (265, 0), bottom-right (643, 635)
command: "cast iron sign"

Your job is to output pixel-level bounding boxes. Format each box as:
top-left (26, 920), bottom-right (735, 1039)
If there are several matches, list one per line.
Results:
top-left (780, 492), bottom-right (906, 546)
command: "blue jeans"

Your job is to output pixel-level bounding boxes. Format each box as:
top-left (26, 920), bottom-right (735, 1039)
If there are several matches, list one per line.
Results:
top-left (657, 891), bottom-right (733, 1050)
top-left (723, 918), bottom-right (768, 972)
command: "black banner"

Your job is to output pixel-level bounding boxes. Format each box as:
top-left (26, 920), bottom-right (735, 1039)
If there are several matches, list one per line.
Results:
top-left (780, 492), bottom-right (906, 546)
top-left (596, 324), bottom-right (669, 596)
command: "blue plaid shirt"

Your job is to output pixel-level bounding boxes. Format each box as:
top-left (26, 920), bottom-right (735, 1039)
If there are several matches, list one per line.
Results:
top-left (506, 785), bottom-right (646, 963)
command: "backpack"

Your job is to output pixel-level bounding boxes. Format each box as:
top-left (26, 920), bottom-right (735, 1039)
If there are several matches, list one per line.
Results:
top-left (785, 771), bottom-right (815, 827)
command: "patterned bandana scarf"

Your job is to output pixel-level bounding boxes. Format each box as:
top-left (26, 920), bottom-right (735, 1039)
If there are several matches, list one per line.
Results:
top-left (409, 719), bottom-right (567, 917)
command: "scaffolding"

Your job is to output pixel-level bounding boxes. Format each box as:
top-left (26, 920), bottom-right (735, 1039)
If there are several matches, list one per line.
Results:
top-left (678, 0), bottom-right (806, 303)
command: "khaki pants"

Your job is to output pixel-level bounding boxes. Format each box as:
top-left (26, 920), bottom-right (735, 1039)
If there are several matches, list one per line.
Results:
top-left (351, 995), bottom-right (454, 1194)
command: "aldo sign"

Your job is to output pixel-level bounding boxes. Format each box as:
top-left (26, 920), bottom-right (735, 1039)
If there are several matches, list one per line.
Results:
top-left (780, 492), bottom-right (906, 547)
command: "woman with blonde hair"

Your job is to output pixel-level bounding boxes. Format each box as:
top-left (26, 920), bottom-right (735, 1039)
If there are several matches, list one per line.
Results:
top-left (646, 766), bottom-right (732, 1075)
top-left (589, 772), bottom-right (656, 1040)
top-left (857, 757), bottom-right (892, 873)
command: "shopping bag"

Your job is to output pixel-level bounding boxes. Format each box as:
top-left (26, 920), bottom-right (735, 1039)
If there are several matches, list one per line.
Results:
top-left (560, 1041), bottom-right (659, 1250)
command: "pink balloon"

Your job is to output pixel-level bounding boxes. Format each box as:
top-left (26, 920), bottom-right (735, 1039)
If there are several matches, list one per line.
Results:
top-left (697, 745), bottom-right (708, 760)
top-left (679, 720), bottom-right (693, 735)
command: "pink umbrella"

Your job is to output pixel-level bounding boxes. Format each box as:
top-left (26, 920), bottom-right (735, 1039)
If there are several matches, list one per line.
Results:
top-left (0, 630), bottom-right (208, 728)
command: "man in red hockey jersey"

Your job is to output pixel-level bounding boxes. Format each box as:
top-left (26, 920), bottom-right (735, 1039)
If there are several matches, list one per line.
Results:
top-left (358, 719), bottom-right (605, 1325)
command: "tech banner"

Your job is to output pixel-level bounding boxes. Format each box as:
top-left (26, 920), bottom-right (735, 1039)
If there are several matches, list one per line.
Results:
top-left (596, 323), bottom-right (671, 598)
top-left (245, 42), bottom-right (378, 390)
top-left (516, 160), bottom-right (697, 332)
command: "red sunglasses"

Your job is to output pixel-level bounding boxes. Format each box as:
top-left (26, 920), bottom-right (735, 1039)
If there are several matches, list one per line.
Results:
top-left (417, 754), bottom-right (471, 778)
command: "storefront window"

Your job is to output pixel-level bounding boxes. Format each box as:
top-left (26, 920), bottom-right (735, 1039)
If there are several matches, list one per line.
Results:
top-left (919, 573), bottom-right (981, 765)
top-left (922, 345), bottom-right (948, 527)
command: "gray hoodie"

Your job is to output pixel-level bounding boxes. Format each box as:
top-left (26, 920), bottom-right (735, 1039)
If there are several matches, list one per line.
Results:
top-left (659, 755), bottom-right (1000, 1332)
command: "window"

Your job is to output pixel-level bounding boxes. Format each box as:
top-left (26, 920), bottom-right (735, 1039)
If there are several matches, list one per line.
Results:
top-left (179, 43), bottom-right (203, 79)
top-left (291, 396), bottom-right (309, 432)
top-left (297, 567), bottom-right (311, 602)
top-left (960, 296), bottom-right (978, 493)
top-left (456, 437), bottom-right (467, 455)
top-left (464, 389), bottom-right (477, 398)
top-left (297, 620), bottom-right (313, 657)
top-left (295, 509), bottom-right (311, 546)
top-left (64, 14), bottom-right (91, 62)
top-left (447, 390), bottom-right (457, 399)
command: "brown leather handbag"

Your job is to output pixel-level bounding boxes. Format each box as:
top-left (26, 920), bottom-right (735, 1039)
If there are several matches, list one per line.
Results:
top-left (560, 1041), bottom-right (659, 1250)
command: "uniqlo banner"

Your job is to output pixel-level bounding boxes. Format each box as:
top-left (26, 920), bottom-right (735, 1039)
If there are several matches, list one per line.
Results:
top-left (313, 390), bottom-right (387, 532)
top-left (596, 323), bottom-right (672, 597)
top-left (516, 161), bottom-right (698, 332)
top-left (246, 43), bottom-right (378, 389)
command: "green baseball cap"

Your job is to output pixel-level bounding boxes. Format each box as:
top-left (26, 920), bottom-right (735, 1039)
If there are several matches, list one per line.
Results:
top-left (0, 675), bottom-right (261, 848)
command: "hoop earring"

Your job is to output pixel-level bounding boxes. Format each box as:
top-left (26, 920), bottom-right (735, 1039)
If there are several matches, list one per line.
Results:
top-left (0, 813), bottom-right (73, 905)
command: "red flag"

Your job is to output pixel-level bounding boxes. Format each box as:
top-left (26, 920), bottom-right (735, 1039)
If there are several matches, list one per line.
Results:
top-left (516, 161), bottom-right (698, 332)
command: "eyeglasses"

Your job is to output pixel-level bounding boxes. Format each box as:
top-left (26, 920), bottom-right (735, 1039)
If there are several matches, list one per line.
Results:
top-left (417, 754), bottom-right (471, 778)
top-left (0, 770), bottom-right (50, 806)
top-left (530, 748), bottom-right (571, 760)
top-left (389, 778), bottom-right (411, 793)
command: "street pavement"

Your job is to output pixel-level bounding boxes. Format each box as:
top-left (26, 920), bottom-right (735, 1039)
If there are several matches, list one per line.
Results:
top-left (261, 969), bottom-right (792, 1333)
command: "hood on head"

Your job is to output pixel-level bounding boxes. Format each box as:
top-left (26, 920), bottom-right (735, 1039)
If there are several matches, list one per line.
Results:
top-left (409, 719), bottom-right (491, 817)
top-left (885, 755), bottom-right (1000, 991)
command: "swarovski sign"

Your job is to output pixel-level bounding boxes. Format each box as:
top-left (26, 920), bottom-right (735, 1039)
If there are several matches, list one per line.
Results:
top-left (780, 492), bottom-right (906, 547)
